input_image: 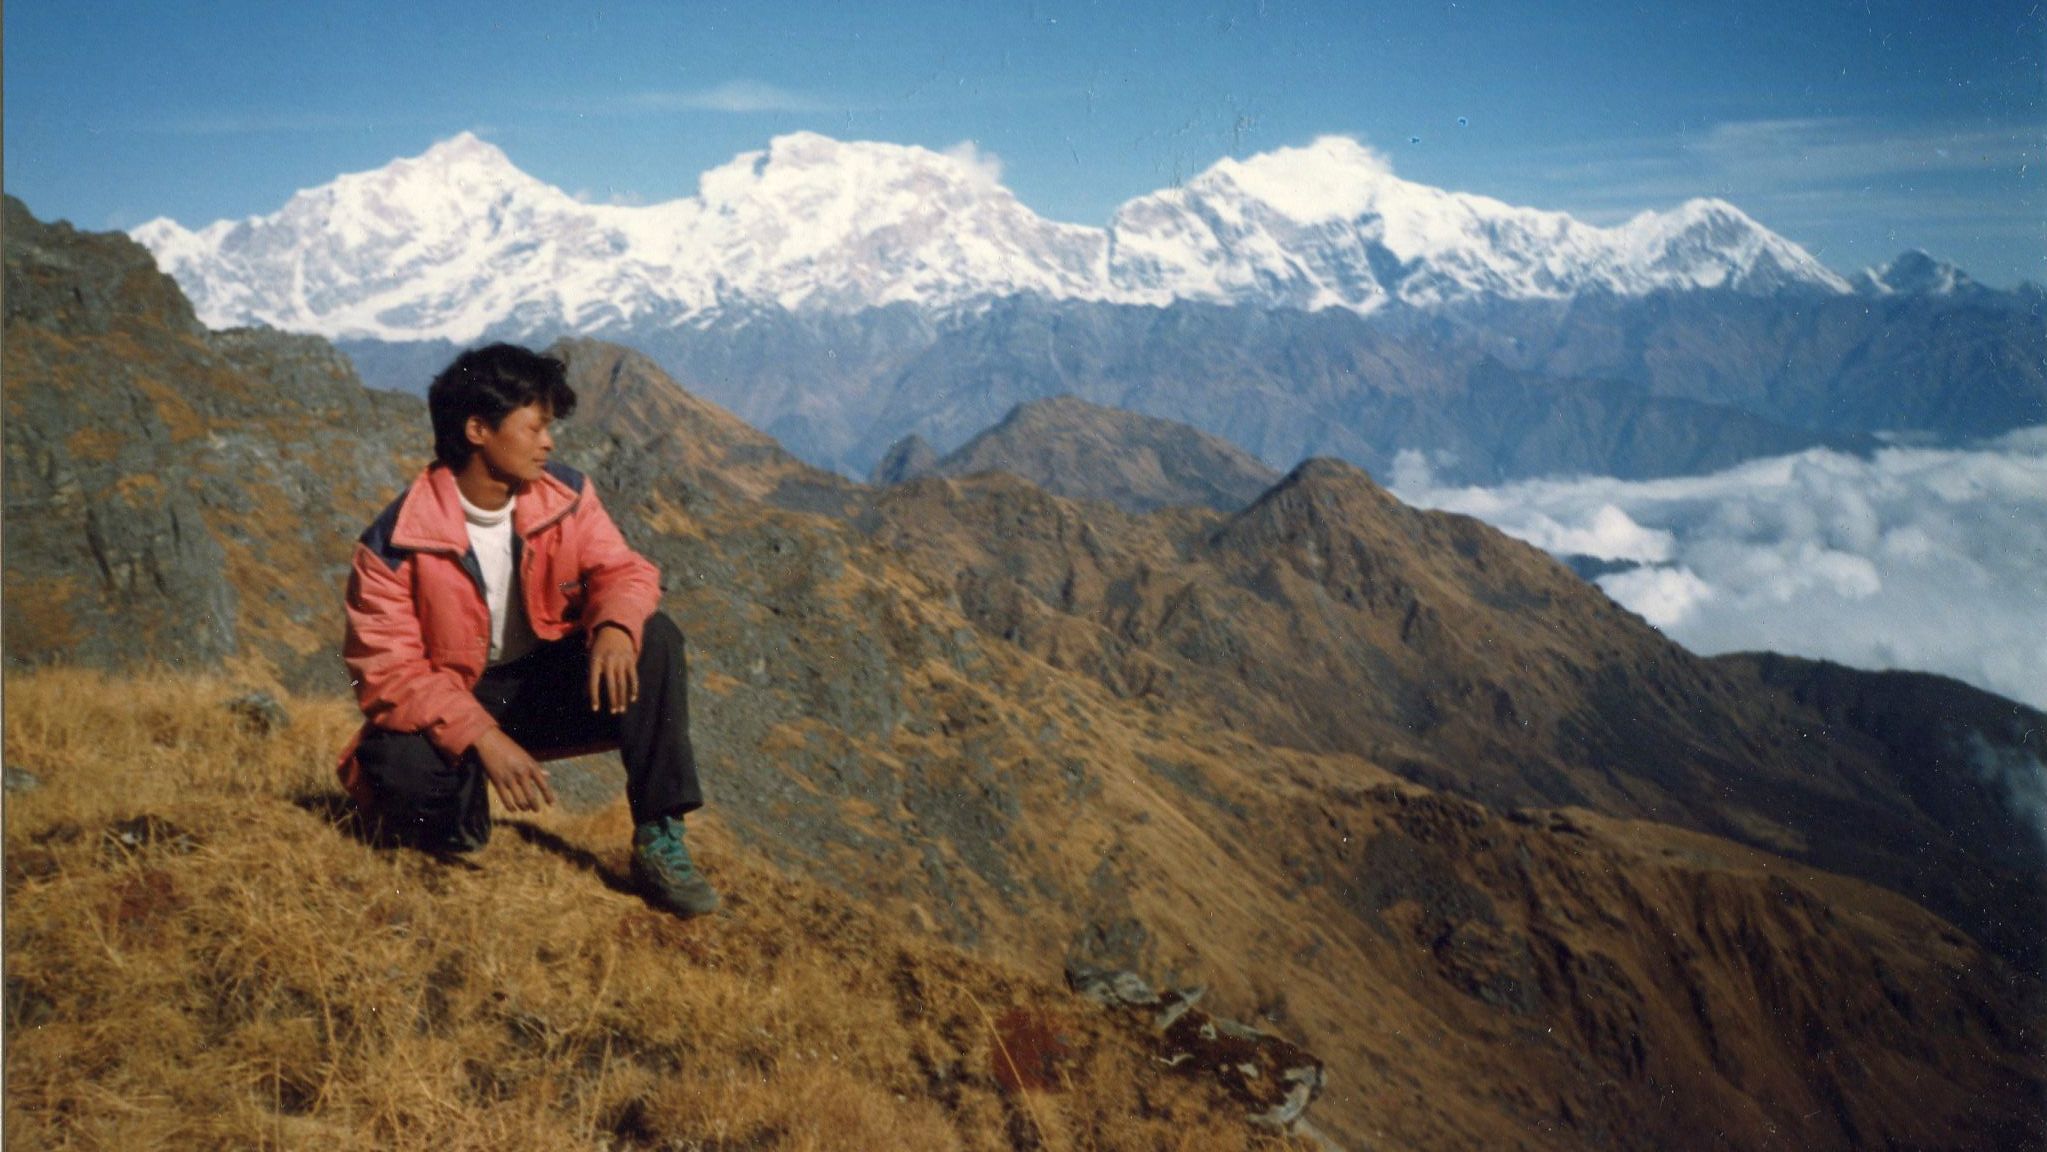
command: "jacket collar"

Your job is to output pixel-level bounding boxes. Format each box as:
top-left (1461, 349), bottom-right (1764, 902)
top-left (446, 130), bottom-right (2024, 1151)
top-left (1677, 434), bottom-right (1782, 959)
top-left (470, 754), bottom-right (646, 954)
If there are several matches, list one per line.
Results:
top-left (389, 463), bottom-right (581, 554)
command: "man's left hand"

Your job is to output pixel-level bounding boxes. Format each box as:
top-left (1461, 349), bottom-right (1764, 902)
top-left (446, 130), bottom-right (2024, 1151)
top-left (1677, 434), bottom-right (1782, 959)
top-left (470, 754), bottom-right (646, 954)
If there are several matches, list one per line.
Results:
top-left (589, 625), bottom-right (638, 714)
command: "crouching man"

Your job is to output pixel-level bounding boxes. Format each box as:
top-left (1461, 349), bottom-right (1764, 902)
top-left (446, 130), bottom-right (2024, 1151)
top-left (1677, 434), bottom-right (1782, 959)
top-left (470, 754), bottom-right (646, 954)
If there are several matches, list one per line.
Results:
top-left (336, 343), bottom-right (719, 918)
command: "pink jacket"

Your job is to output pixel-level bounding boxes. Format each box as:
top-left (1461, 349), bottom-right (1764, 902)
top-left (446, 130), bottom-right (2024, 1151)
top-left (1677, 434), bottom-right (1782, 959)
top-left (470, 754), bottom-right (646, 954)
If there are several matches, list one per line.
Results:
top-left (336, 462), bottom-right (661, 803)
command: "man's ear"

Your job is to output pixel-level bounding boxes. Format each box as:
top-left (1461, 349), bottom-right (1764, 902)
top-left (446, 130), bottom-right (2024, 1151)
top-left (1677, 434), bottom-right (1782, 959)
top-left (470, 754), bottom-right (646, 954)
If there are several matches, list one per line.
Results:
top-left (465, 414), bottom-right (491, 447)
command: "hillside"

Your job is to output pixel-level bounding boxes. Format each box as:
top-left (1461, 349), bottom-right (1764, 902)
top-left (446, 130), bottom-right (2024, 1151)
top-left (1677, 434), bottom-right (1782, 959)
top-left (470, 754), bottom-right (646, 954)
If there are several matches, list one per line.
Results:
top-left (2, 670), bottom-right (1312, 1151)
top-left (7, 199), bottom-right (2044, 1149)
top-left (859, 456), bottom-right (2047, 974)
top-left (9, 667), bottom-right (2040, 1149)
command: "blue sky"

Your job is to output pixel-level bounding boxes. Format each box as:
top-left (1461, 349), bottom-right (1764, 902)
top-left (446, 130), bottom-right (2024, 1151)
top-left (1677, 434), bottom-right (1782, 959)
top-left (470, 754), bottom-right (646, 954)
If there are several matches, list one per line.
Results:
top-left (7, 0), bottom-right (2043, 285)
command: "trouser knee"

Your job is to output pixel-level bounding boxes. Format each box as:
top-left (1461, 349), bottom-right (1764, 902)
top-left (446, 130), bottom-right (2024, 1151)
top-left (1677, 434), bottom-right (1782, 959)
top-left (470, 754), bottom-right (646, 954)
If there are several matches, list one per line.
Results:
top-left (638, 611), bottom-right (685, 665)
top-left (354, 729), bottom-right (490, 852)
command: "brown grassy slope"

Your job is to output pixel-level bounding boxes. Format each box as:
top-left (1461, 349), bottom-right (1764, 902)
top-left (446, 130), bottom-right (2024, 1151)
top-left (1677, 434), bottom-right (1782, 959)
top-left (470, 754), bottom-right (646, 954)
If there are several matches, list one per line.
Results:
top-left (856, 461), bottom-right (2046, 975)
top-left (430, 346), bottom-right (2045, 1150)
top-left (9, 660), bottom-right (2038, 1151)
top-left (3, 669), bottom-right (1307, 1152)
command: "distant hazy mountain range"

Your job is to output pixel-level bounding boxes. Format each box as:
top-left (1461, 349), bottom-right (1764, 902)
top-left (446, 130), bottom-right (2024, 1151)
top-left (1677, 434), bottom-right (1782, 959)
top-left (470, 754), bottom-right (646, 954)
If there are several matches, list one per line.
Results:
top-left (134, 133), bottom-right (2044, 481)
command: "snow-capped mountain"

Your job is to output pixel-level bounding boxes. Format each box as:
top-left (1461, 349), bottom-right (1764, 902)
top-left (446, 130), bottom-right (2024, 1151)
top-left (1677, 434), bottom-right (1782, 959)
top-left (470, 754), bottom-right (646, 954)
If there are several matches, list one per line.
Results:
top-left (134, 132), bottom-right (1113, 341)
top-left (135, 131), bottom-right (1855, 343)
top-left (1850, 250), bottom-right (1984, 297)
top-left (1107, 137), bottom-right (1849, 310)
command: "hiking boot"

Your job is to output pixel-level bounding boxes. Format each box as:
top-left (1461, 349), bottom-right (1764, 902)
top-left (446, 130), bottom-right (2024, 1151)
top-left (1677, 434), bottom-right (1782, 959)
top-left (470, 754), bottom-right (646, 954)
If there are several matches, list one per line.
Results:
top-left (631, 815), bottom-right (720, 918)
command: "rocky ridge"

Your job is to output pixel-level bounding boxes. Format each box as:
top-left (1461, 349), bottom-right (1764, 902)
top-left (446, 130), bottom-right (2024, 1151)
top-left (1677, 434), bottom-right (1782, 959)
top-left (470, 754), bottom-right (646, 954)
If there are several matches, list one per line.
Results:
top-left (869, 395), bottom-right (1281, 514)
top-left (3, 196), bottom-right (422, 685)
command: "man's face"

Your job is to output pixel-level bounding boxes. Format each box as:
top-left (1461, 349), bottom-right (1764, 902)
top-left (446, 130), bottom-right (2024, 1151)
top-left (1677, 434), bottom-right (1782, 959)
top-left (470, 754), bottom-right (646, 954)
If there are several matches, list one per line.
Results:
top-left (467, 401), bottom-right (556, 485)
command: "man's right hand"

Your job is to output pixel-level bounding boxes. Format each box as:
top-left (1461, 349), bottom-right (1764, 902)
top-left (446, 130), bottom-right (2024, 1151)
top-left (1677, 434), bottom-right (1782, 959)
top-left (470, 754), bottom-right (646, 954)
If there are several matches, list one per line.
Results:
top-left (472, 728), bottom-right (557, 813)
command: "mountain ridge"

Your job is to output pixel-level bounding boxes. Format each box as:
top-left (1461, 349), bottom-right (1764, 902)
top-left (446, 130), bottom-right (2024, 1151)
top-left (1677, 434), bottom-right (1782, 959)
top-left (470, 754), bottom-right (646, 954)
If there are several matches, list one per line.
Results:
top-left (118, 133), bottom-right (2043, 490)
top-left (870, 394), bottom-right (1281, 513)
top-left (136, 131), bottom-right (1878, 343)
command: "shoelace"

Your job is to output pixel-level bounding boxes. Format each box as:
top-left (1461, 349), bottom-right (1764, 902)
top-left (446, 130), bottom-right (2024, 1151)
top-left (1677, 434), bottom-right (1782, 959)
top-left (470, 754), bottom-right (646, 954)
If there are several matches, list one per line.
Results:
top-left (639, 820), bottom-right (696, 877)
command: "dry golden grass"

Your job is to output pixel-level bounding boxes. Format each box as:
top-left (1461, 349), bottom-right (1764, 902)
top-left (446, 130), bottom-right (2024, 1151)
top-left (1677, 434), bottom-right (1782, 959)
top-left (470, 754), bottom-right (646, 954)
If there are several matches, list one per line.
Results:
top-left (3, 668), bottom-right (1307, 1151)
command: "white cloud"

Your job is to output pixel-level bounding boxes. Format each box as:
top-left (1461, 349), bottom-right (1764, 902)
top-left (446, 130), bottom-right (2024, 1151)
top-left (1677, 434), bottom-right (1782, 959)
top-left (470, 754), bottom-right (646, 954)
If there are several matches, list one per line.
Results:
top-left (1394, 427), bottom-right (2047, 710)
top-left (1599, 566), bottom-right (1714, 629)
top-left (1696, 118), bottom-right (2039, 185)
top-left (1969, 733), bottom-right (2047, 856)
top-left (1529, 117), bottom-right (2038, 212)
top-left (941, 140), bottom-right (1005, 188)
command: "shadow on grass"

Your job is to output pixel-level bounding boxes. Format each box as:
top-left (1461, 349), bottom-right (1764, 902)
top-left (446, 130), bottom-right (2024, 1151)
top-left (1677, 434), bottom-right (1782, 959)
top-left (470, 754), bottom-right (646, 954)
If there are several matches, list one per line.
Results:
top-left (287, 790), bottom-right (484, 871)
top-left (290, 789), bottom-right (644, 895)
top-left (500, 821), bottom-right (638, 897)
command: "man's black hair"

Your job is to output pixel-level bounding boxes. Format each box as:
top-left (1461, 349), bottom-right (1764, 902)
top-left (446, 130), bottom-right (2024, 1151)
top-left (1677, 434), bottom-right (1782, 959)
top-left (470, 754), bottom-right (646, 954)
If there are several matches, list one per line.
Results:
top-left (428, 344), bottom-right (579, 469)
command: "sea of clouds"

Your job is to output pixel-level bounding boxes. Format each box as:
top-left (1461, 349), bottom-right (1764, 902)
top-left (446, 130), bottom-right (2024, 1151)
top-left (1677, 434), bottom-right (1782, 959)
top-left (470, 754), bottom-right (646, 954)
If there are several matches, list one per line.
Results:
top-left (1390, 426), bottom-right (2047, 712)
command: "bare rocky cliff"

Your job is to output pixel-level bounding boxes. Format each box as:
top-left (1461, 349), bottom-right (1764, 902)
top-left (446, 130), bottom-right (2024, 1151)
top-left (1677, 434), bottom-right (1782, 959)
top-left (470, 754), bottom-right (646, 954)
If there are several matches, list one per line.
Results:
top-left (4, 196), bottom-right (421, 686)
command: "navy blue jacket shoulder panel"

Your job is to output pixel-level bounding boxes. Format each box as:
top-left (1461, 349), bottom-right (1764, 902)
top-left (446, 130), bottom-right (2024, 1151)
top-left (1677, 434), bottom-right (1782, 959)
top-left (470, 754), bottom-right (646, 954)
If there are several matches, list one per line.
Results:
top-left (358, 492), bottom-right (410, 572)
top-left (544, 461), bottom-right (587, 493)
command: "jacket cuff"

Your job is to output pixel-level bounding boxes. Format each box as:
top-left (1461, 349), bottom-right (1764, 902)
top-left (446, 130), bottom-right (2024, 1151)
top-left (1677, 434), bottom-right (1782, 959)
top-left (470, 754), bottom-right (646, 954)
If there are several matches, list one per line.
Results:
top-left (431, 710), bottom-right (500, 762)
top-left (586, 615), bottom-right (644, 653)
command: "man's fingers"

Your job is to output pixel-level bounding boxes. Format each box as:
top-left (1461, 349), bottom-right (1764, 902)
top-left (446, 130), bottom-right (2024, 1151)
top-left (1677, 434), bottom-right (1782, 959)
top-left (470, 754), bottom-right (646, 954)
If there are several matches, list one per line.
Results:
top-left (477, 733), bottom-right (551, 813)
top-left (589, 658), bottom-right (605, 713)
top-left (494, 775), bottom-right (527, 813)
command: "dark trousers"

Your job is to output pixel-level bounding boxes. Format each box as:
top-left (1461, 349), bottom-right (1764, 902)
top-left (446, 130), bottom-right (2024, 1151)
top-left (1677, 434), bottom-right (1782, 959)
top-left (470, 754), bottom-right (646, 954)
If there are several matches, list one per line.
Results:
top-left (356, 612), bottom-right (702, 852)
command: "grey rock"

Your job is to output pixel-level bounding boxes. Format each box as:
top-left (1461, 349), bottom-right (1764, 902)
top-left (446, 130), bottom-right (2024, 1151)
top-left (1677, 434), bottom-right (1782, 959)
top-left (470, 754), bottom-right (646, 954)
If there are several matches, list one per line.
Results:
top-left (1066, 963), bottom-right (1329, 1135)
top-left (1066, 965), bottom-right (1160, 1008)
top-left (227, 691), bottom-right (291, 735)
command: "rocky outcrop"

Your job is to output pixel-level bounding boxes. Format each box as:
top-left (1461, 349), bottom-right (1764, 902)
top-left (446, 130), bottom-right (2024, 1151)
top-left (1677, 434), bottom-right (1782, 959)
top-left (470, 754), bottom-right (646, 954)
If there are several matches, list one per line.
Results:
top-left (1068, 966), bottom-right (1327, 1132)
top-left (3, 195), bottom-right (421, 687)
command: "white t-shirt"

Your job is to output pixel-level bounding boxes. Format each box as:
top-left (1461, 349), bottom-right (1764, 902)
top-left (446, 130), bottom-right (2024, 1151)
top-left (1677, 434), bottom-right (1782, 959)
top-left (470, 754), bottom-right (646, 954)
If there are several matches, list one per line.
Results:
top-left (457, 490), bottom-right (540, 666)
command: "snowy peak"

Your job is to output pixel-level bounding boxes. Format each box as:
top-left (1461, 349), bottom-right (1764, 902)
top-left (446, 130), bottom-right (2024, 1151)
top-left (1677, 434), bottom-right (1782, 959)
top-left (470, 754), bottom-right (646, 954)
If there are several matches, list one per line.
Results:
top-left (698, 132), bottom-right (1005, 208)
top-left (1197, 135), bottom-right (1400, 224)
top-left (686, 133), bottom-right (1107, 312)
top-left (1852, 250), bottom-right (1982, 297)
top-left (411, 130), bottom-right (521, 173)
top-left (133, 130), bottom-right (1867, 342)
top-left (136, 129), bottom-right (605, 338)
top-left (1614, 198), bottom-right (1851, 294)
top-left (1107, 145), bottom-right (1848, 311)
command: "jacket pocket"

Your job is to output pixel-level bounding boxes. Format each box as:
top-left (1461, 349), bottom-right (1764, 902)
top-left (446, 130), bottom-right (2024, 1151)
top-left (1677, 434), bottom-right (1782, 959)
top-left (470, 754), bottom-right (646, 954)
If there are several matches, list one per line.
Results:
top-left (557, 579), bottom-right (586, 622)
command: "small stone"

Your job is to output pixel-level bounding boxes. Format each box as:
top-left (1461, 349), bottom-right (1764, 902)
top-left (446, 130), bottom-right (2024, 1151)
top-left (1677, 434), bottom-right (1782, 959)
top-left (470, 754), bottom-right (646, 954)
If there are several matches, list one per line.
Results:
top-left (227, 690), bottom-right (291, 735)
top-left (101, 815), bottom-right (201, 857)
top-left (4, 765), bottom-right (42, 792)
